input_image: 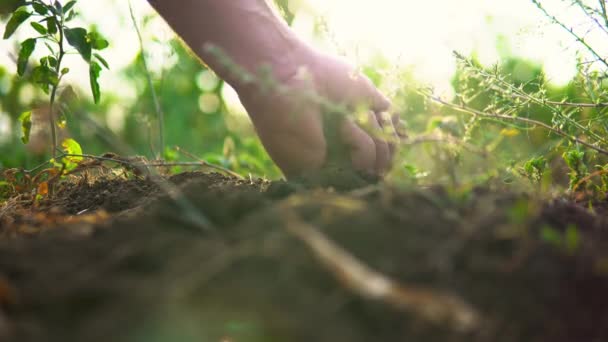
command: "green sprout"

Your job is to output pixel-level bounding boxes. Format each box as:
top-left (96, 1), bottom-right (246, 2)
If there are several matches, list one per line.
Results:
top-left (522, 156), bottom-right (547, 187)
top-left (562, 149), bottom-right (587, 190)
top-left (3, 0), bottom-right (109, 159)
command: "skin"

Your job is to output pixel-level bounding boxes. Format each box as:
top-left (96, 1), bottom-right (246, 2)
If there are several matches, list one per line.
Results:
top-left (149, 0), bottom-right (400, 178)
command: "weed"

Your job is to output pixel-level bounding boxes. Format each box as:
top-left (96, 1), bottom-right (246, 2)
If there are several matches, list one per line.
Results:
top-left (3, 0), bottom-right (109, 160)
top-left (522, 156), bottom-right (547, 188)
top-left (420, 0), bottom-right (608, 192)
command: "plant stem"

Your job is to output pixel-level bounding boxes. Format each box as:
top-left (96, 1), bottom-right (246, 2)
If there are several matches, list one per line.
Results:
top-left (48, 86), bottom-right (58, 160)
top-left (572, 1), bottom-right (608, 37)
top-left (572, 168), bottom-right (608, 191)
top-left (454, 53), bottom-right (608, 145)
top-left (532, 0), bottom-right (608, 70)
top-left (128, 0), bottom-right (165, 160)
top-left (48, 11), bottom-right (66, 160)
top-left (511, 94), bottom-right (608, 108)
top-left (599, 0), bottom-right (608, 31)
top-left (425, 92), bottom-right (608, 156)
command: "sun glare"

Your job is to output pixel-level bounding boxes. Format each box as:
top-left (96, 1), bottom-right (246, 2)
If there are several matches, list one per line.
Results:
top-left (298, 0), bottom-right (582, 90)
top-left (0, 0), bottom-right (595, 102)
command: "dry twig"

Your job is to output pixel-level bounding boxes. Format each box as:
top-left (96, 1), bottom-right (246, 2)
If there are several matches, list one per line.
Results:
top-left (282, 208), bottom-right (480, 331)
top-left (426, 93), bottom-right (608, 156)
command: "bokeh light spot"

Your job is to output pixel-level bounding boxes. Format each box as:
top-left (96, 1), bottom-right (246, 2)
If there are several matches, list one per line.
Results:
top-left (198, 93), bottom-right (220, 114)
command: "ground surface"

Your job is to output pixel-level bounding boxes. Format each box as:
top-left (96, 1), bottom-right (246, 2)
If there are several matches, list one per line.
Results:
top-left (0, 170), bottom-right (607, 342)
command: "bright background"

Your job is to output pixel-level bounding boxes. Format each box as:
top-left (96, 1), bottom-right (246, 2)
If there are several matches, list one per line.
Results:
top-left (0, 0), bottom-right (590, 95)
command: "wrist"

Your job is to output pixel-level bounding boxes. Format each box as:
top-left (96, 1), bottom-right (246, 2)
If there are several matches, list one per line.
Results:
top-left (152, 0), bottom-right (311, 94)
top-left (238, 25), bottom-right (312, 89)
top-left (233, 34), bottom-right (315, 99)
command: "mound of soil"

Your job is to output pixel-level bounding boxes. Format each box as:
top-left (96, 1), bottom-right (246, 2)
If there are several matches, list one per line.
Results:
top-left (0, 171), bottom-right (607, 342)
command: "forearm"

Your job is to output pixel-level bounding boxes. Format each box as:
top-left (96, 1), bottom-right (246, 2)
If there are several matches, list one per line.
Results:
top-left (149, 0), bottom-right (303, 90)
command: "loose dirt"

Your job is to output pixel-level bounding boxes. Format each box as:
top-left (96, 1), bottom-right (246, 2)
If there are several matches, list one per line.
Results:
top-left (0, 171), bottom-right (606, 342)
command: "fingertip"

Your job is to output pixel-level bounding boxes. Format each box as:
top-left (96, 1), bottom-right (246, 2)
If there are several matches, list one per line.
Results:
top-left (392, 113), bottom-right (407, 138)
top-left (350, 73), bottom-right (391, 112)
top-left (340, 119), bottom-right (376, 174)
top-left (375, 111), bottom-right (400, 164)
top-left (374, 91), bottom-right (392, 112)
top-left (366, 112), bottom-right (391, 174)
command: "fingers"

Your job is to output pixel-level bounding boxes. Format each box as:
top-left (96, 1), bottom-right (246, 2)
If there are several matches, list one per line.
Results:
top-left (369, 86), bottom-right (391, 112)
top-left (346, 74), bottom-right (397, 174)
top-left (392, 113), bottom-right (407, 139)
top-left (376, 111), bottom-right (400, 162)
top-left (326, 63), bottom-right (399, 175)
top-left (351, 73), bottom-right (391, 112)
top-left (340, 118), bottom-right (376, 174)
top-left (340, 113), bottom-right (395, 175)
top-left (366, 111), bottom-right (391, 174)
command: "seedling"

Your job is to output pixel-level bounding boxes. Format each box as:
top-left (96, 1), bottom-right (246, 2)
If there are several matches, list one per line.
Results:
top-left (563, 149), bottom-right (587, 190)
top-left (3, 0), bottom-right (109, 160)
top-left (522, 156), bottom-right (546, 187)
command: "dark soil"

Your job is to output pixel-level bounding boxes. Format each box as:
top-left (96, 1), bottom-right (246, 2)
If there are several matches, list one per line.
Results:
top-left (0, 171), bottom-right (607, 342)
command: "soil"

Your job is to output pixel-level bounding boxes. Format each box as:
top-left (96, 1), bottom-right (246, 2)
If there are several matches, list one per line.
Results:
top-left (0, 170), bottom-right (607, 342)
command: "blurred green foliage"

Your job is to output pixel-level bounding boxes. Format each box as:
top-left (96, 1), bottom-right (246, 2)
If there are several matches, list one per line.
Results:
top-left (0, 0), bottom-right (23, 17)
top-left (0, 32), bottom-right (280, 178)
top-left (2, 0), bottom-right (608, 189)
top-left (379, 44), bottom-right (608, 192)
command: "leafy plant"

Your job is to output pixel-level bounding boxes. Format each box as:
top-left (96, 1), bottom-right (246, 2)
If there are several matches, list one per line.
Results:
top-left (3, 0), bottom-right (109, 160)
top-left (419, 0), bottom-right (608, 192)
top-left (522, 156), bottom-right (547, 186)
top-left (563, 149), bottom-right (588, 189)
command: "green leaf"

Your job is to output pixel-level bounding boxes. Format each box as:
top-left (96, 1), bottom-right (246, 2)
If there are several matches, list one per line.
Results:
top-left (62, 138), bottom-right (82, 156)
top-left (87, 31), bottom-right (109, 50)
top-left (31, 66), bottom-right (47, 93)
top-left (61, 138), bottom-right (83, 171)
top-left (89, 61), bottom-right (102, 104)
top-left (92, 38), bottom-right (108, 50)
top-left (87, 31), bottom-right (110, 50)
top-left (65, 9), bottom-right (77, 22)
top-left (19, 111), bottom-right (32, 144)
top-left (63, 1), bottom-right (77, 13)
top-left (44, 41), bottom-right (56, 54)
top-left (54, 1), bottom-right (63, 14)
top-left (17, 38), bottom-right (36, 76)
top-left (30, 21), bottom-right (47, 35)
top-left (31, 65), bottom-right (58, 93)
top-left (3, 7), bottom-right (31, 39)
top-left (32, 3), bottom-right (48, 15)
top-left (48, 56), bottom-right (58, 68)
top-left (563, 150), bottom-right (585, 169)
top-left (94, 53), bottom-right (109, 69)
top-left (64, 27), bottom-right (91, 61)
top-left (46, 17), bottom-right (58, 34)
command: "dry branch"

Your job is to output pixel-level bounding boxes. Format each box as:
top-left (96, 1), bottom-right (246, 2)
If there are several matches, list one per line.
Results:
top-left (283, 210), bottom-right (480, 331)
top-left (426, 93), bottom-right (608, 156)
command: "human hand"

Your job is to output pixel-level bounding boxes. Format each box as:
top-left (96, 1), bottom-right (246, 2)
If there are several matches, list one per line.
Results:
top-left (150, 0), bottom-right (400, 178)
top-left (237, 44), bottom-right (401, 178)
